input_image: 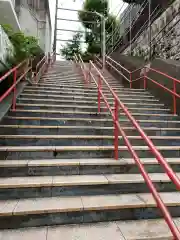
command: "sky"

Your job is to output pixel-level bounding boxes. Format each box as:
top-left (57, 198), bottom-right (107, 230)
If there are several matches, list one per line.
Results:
top-left (49, 0), bottom-right (128, 57)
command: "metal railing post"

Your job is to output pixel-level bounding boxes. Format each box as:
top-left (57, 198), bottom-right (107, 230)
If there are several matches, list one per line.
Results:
top-left (144, 67), bottom-right (147, 89)
top-left (35, 65), bottom-right (38, 83)
top-left (130, 72), bottom-right (132, 89)
top-left (114, 98), bottom-right (119, 160)
top-left (98, 75), bottom-right (102, 113)
top-left (89, 63), bottom-right (91, 83)
top-left (173, 80), bottom-right (177, 115)
top-left (12, 69), bottom-right (17, 111)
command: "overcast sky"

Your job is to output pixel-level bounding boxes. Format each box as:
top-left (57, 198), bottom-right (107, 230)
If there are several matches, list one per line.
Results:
top-left (49, 0), bottom-right (128, 57)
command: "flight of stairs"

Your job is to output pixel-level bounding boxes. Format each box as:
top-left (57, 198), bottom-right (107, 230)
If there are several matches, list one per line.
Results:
top-left (0, 61), bottom-right (179, 239)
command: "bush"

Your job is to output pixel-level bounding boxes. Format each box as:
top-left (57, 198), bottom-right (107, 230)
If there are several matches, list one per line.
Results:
top-left (1, 24), bottom-right (43, 67)
top-left (0, 24), bottom-right (43, 97)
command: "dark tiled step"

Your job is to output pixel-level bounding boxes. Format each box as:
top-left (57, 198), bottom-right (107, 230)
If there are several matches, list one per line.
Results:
top-left (8, 109), bottom-right (177, 122)
top-left (0, 145), bottom-right (180, 160)
top-left (2, 218), bottom-right (179, 240)
top-left (3, 116), bottom-right (180, 128)
top-left (23, 89), bottom-right (154, 99)
top-left (19, 93), bottom-right (160, 103)
top-left (0, 173), bottom-right (177, 200)
top-left (8, 109), bottom-right (110, 119)
top-left (1, 135), bottom-right (180, 147)
top-left (16, 103), bottom-right (169, 114)
top-left (26, 85), bottom-right (151, 95)
top-left (0, 158), bottom-right (179, 177)
top-left (1, 125), bottom-right (180, 137)
top-left (0, 192), bottom-right (179, 229)
top-left (17, 97), bottom-right (166, 110)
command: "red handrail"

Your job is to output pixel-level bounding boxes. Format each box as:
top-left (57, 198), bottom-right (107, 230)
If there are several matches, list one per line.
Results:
top-left (106, 56), bottom-right (133, 88)
top-left (35, 55), bottom-right (48, 84)
top-left (76, 55), bottom-right (180, 239)
top-left (0, 52), bottom-right (54, 111)
top-left (0, 60), bottom-right (27, 84)
top-left (105, 56), bottom-right (180, 115)
top-left (0, 59), bottom-right (30, 111)
top-left (74, 53), bottom-right (88, 84)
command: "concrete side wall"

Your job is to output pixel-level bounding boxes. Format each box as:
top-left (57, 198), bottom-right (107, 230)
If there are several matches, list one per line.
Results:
top-left (146, 59), bottom-right (180, 115)
top-left (18, 1), bottom-right (52, 53)
top-left (109, 55), bottom-right (180, 115)
top-left (45, 13), bottom-right (52, 54)
top-left (18, 5), bottom-right (38, 37)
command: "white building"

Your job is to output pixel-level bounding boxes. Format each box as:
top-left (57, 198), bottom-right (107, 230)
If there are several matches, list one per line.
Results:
top-left (0, 0), bottom-right (52, 53)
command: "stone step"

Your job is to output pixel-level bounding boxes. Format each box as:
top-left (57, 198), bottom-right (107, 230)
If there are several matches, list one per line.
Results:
top-left (1, 218), bottom-right (179, 240)
top-left (9, 109), bottom-right (176, 121)
top-left (1, 145), bottom-right (180, 160)
top-left (1, 125), bottom-right (179, 136)
top-left (17, 97), bottom-right (166, 109)
top-left (16, 103), bottom-right (169, 114)
top-left (39, 81), bottom-right (95, 87)
top-left (42, 75), bottom-right (82, 79)
top-left (37, 82), bottom-right (97, 89)
top-left (41, 79), bottom-right (94, 84)
top-left (1, 135), bottom-right (180, 147)
top-left (0, 158), bottom-right (179, 177)
top-left (37, 82), bottom-right (128, 90)
top-left (19, 93), bottom-right (160, 102)
top-left (9, 109), bottom-right (110, 119)
top-left (3, 116), bottom-right (180, 128)
top-left (41, 80), bottom-right (85, 84)
top-left (0, 173), bottom-right (178, 200)
top-left (26, 85), bottom-right (150, 95)
top-left (23, 89), bottom-right (154, 98)
top-left (0, 192), bottom-right (179, 229)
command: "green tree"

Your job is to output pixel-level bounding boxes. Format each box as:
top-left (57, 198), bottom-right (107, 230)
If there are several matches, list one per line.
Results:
top-left (2, 24), bottom-right (42, 66)
top-left (60, 33), bottom-right (82, 60)
top-left (78, 0), bottom-right (119, 57)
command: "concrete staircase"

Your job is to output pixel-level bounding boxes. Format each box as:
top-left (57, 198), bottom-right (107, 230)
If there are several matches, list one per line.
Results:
top-left (0, 61), bottom-right (179, 239)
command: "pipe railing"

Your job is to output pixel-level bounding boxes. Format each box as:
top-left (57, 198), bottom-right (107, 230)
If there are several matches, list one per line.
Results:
top-left (74, 53), bottom-right (89, 84)
top-left (75, 54), bottom-right (180, 239)
top-left (35, 52), bottom-right (55, 84)
top-left (0, 51), bottom-right (55, 111)
top-left (143, 66), bottom-right (180, 115)
top-left (105, 56), bottom-right (180, 115)
top-left (106, 56), bottom-right (132, 88)
top-left (0, 59), bottom-right (31, 111)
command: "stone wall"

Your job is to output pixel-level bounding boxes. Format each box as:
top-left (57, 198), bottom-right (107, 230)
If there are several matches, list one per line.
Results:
top-left (123, 0), bottom-right (180, 61)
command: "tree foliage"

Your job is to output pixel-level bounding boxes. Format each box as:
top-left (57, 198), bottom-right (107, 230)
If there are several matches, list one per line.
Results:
top-left (78, 0), bottom-right (119, 58)
top-left (60, 33), bottom-right (82, 60)
top-left (1, 24), bottom-right (42, 66)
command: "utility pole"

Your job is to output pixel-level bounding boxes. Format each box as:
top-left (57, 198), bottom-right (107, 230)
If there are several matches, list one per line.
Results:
top-left (102, 15), bottom-right (106, 70)
top-left (129, 4), bottom-right (132, 55)
top-left (53, 0), bottom-right (58, 60)
top-left (149, 0), bottom-right (152, 60)
top-left (94, 11), bottom-right (106, 70)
